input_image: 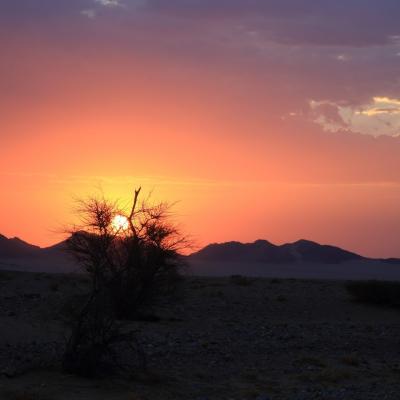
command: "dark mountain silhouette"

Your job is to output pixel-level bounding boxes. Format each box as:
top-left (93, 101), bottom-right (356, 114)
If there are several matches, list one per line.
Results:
top-left (189, 239), bottom-right (366, 264)
top-left (0, 235), bottom-right (75, 273)
top-left (281, 239), bottom-right (364, 264)
top-left (189, 239), bottom-right (292, 263)
top-left (0, 234), bottom-right (42, 258)
top-left (379, 258), bottom-right (400, 265)
top-left (41, 239), bottom-right (69, 255)
top-left (0, 234), bottom-right (399, 274)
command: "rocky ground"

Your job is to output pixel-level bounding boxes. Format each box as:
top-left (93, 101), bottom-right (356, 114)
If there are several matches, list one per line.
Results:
top-left (0, 270), bottom-right (400, 399)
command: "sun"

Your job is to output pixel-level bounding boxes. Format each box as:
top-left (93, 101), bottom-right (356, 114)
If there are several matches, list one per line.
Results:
top-left (111, 214), bottom-right (129, 232)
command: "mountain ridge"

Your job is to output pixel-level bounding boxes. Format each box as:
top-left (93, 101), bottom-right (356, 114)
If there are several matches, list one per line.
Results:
top-left (0, 235), bottom-right (41, 258)
top-left (188, 239), bottom-right (398, 264)
top-left (0, 234), bottom-right (399, 266)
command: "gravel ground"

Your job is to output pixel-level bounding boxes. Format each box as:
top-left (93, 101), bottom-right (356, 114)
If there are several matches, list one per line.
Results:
top-left (1, 270), bottom-right (400, 399)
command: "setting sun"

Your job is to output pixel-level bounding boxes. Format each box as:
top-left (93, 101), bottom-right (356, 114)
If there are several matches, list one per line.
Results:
top-left (111, 214), bottom-right (129, 232)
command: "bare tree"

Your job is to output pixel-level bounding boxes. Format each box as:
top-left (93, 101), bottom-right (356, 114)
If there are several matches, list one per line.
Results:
top-left (62, 188), bottom-right (188, 376)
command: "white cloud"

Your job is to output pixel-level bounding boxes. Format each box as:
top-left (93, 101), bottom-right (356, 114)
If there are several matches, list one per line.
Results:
top-left (94, 0), bottom-right (122, 7)
top-left (310, 97), bottom-right (400, 137)
top-left (81, 9), bottom-right (96, 19)
top-left (335, 54), bottom-right (350, 62)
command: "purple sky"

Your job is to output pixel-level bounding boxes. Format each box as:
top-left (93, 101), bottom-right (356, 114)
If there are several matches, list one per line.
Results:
top-left (1, 1), bottom-right (400, 256)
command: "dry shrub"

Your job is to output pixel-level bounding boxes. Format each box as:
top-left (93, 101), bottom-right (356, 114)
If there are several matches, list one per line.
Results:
top-left (346, 280), bottom-right (400, 308)
top-left (62, 187), bottom-right (189, 377)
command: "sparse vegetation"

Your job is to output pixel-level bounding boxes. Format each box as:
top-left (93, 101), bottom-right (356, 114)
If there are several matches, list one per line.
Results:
top-left (346, 280), bottom-right (400, 308)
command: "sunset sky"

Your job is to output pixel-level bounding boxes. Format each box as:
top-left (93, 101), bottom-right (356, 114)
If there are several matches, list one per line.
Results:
top-left (1, 0), bottom-right (400, 257)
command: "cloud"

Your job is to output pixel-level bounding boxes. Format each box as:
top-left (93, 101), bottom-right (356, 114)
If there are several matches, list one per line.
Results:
top-left (309, 101), bottom-right (349, 132)
top-left (81, 9), bottom-right (96, 19)
top-left (1, 1), bottom-right (400, 48)
top-left (80, 0), bottom-right (127, 19)
top-left (94, 0), bottom-right (122, 7)
top-left (311, 97), bottom-right (400, 137)
top-left (141, 0), bottom-right (400, 47)
top-left (1, 0), bottom-right (400, 141)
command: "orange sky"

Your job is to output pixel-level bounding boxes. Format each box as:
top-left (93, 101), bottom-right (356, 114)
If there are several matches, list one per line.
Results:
top-left (1, 0), bottom-right (400, 257)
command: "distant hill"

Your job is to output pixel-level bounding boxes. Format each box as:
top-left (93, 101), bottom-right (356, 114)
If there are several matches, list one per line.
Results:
top-left (0, 235), bottom-right (42, 258)
top-left (189, 239), bottom-right (366, 264)
top-left (0, 235), bottom-right (74, 273)
top-left (1, 234), bottom-right (399, 275)
top-left (41, 239), bottom-right (69, 254)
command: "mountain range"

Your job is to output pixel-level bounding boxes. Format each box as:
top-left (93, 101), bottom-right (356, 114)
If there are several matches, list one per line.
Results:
top-left (0, 234), bottom-right (66, 258)
top-left (189, 239), bottom-right (366, 264)
top-left (0, 234), bottom-right (72, 273)
top-left (1, 234), bottom-right (398, 266)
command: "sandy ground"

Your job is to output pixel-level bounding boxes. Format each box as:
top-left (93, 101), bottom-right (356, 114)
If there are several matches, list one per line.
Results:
top-left (2, 257), bottom-right (400, 281)
top-left (1, 270), bottom-right (400, 399)
top-left (189, 260), bottom-right (400, 281)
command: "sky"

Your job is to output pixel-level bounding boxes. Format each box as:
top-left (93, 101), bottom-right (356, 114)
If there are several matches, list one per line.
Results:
top-left (1, 0), bottom-right (400, 257)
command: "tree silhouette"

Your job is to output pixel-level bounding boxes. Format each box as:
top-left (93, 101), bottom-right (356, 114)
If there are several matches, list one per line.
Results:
top-left (63, 187), bottom-right (188, 376)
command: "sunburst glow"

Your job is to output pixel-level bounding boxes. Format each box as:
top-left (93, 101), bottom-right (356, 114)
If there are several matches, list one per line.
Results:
top-left (111, 214), bottom-right (129, 232)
